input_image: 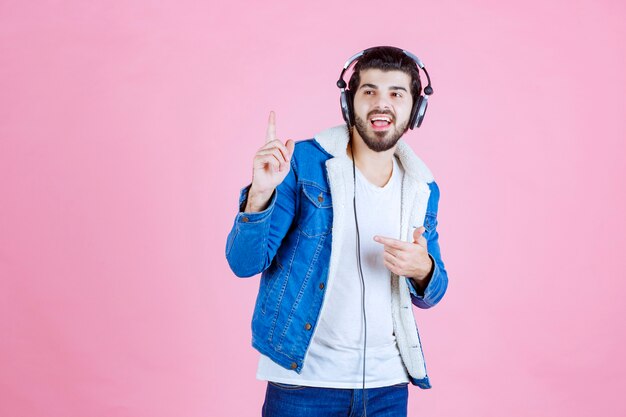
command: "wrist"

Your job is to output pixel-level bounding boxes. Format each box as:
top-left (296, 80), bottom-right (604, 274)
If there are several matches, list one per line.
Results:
top-left (410, 255), bottom-right (434, 293)
top-left (244, 187), bottom-right (274, 212)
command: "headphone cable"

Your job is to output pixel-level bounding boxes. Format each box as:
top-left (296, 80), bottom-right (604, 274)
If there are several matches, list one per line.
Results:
top-left (351, 141), bottom-right (368, 417)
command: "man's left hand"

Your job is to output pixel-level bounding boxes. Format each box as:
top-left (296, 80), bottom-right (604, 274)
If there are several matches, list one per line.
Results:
top-left (374, 227), bottom-right (433, 282)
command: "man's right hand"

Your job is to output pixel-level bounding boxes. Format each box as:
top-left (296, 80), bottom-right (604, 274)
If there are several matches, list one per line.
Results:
top-left (244, 111), bottom-right (295, 212)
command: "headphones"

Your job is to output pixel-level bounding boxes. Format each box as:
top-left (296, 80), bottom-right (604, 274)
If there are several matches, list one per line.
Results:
top-left (337, 46), bottom-right (434, 129)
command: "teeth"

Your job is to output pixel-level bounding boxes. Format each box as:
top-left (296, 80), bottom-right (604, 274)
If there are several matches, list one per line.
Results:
top-left (371, 117), bottom-right (391, 122)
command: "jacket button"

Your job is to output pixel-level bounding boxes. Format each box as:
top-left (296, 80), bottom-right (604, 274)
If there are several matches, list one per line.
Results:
top-left (242, 216), bottom-right (249, 223)
top-left (319, 283), bottom-right (325, 290)
top-left (290, 362), bottom-right (298, 369)
top-left (304, 323), bottom-right (312, 330)
top-left (317, 194), bottom-right (324, 202)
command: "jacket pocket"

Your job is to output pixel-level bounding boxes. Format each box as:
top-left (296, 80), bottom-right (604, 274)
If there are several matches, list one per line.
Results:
top-left (423, 212), bottom-right (437, 235)
top-left (268, 381), bottom-right (308, 390)
top-left (297, 183), bottom-right (332, 238)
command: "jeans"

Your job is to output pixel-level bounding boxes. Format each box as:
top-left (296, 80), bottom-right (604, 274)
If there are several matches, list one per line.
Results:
top-left (262, 382), bottom-right (409, 417)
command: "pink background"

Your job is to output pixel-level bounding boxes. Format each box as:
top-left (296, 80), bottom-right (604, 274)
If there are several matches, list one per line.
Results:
top-left (1, 1), bottom-right (625, 416)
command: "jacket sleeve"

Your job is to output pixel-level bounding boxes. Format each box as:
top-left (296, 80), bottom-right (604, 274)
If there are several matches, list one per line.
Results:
top-left (406, 181), bottom-right (449, 308)
top-left (224, 157), bottom-right (298, 278)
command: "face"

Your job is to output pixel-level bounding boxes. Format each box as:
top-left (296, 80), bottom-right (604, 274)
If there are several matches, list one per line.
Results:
top-left (352, 69), bottom-right (414, 152)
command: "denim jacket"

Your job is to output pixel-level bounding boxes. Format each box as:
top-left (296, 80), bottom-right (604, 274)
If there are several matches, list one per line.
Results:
top-left (225, 125), bottom-right (448, 389)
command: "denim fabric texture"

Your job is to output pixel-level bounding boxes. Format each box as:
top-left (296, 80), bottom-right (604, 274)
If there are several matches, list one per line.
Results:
top-left (262, 382), bottom-right (409, 417)
top-left (225, 125), bottom-right (448, 389)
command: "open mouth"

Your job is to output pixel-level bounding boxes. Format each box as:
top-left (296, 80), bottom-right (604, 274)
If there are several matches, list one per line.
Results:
top-left (369, 115), bottom-right (393, 129)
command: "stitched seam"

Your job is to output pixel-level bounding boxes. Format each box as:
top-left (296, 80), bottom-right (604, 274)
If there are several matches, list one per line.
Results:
top-left (261, 262), bottom-right (283, 315)
top-left (225, 228), bottom-right (238, 258)
top-left (299, 179), bottom-right (329, 192)
top-left (279, 232), bottom-right (326, 353)
top-left (268, 231), bottom-right (300, 346)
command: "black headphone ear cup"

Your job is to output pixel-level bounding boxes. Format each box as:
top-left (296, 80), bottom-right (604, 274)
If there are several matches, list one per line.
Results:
top-left (340, 89), bottom-right (355, 127)
top-left (409, 96), bottom-right (422, 129)
top-left (415, 96), bottom-right (428, 128)
top-left (345, 89), bottom-right (355, 127)
top-left (410, 95), bottom-right (429, 129)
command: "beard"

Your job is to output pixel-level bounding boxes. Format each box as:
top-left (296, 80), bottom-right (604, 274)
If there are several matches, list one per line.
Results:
top-left (354, 111), bottom-right (409, 152)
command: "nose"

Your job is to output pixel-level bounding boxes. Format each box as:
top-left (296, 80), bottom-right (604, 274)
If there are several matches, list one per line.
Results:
top-left (373, 94), bottom-right (391, 110)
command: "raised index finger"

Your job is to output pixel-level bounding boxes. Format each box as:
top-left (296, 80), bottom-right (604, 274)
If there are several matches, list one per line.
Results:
top-left (265, 111), bottom-right (277, 143)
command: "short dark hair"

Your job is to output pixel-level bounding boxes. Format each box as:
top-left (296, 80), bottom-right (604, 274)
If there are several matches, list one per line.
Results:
top-left (348, 46), bottom-right (422, 104)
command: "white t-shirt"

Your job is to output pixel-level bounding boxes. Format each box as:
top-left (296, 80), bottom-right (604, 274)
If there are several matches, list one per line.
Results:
top-left (257, 156), bottom-right (410, 388)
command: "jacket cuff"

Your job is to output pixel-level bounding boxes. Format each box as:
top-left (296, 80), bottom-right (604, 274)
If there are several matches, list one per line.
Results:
top-left (236, 184), bottom-right (277, 224)
top-left (407, 254), bottom-right (445, 308)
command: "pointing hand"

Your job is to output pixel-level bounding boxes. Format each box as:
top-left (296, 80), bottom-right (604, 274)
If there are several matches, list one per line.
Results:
top-left (373, 226), bottom-right (432, 280)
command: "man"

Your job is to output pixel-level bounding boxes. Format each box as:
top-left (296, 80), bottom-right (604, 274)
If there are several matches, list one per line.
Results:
top-left (225, 46), bottom-right (448, 417)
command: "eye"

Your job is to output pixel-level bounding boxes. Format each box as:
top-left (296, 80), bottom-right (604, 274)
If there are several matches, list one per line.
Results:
top-left (364, 90), bottom-right (375, 95)
top-left (391, 92), bottom-right (403, 98)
